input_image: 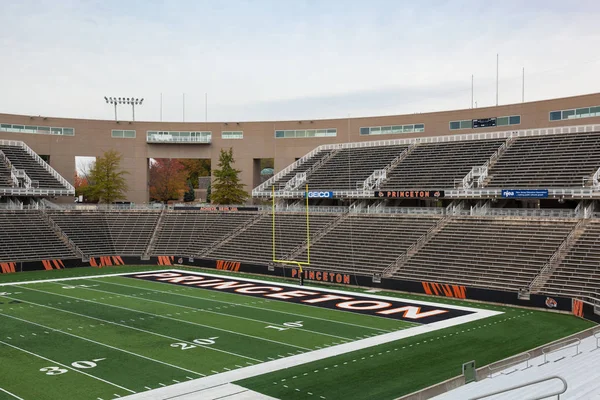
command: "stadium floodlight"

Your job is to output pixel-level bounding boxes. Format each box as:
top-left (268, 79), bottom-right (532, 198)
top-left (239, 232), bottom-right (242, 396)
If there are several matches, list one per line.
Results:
top-left (105, 96), bottom-right (119, 121)
top-left (123, 97), bottom-right (144, 122)
top-left (104, 96), bottom-right (144, 122)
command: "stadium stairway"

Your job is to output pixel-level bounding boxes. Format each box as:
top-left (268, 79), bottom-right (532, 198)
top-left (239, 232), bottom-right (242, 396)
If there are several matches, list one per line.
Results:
top-left (0, 144), bottom-right (68, 189)
top-left (431, 330), bottom-right (600, 399)
top-left (0, 150), bottom-right (14, 187)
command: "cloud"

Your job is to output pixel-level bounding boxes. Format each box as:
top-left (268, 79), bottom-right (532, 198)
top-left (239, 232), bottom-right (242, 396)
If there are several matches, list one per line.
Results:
top-left (0, 0), bottom-right (599, 122)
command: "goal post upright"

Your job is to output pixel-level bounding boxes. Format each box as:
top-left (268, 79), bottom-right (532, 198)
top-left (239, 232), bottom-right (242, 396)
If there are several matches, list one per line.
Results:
top-left (271, 184), bottom-right (311, 285)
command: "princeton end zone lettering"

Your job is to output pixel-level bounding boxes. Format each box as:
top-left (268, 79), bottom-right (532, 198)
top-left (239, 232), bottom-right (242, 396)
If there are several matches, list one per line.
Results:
top-left (125, 271), bottom-right (474, 324)
top-left (291, 268), bottom-right (350, 284)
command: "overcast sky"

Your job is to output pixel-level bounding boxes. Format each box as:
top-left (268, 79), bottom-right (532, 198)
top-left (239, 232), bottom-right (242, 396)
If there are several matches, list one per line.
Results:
top-left (1, 0), bottom-right (599, 122)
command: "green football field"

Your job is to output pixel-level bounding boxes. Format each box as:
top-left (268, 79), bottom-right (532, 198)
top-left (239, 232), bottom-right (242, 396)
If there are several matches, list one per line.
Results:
top-left (0, 266), bottom-right (594, 400)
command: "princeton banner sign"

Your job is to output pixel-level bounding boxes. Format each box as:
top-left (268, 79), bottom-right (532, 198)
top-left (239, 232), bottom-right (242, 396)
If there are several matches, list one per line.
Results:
top-left (376, 190), bottom-right (445, 199)
top-left (126, 270), bottom-right (475, 324)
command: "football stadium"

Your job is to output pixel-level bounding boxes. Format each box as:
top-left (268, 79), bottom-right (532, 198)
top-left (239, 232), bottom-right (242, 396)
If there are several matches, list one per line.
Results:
top-left (2, 2), bottom-right (600, 400)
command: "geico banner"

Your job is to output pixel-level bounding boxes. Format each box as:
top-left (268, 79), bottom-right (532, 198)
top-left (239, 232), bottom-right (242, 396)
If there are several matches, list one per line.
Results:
top-left (376, 190), bottom-right (444, 199)
top-left (305, 191), bottom-right (334, 198)
top-left (501, 189), bottom-right (548, 199)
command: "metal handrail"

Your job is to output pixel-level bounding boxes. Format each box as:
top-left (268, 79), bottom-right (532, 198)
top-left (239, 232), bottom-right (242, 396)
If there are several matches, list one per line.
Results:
top-left (17, 140), bottom-right (75, 192)
top-left (542, 338), bottom-right (581, 363)
top-left (469, 376), bottom-right (567, 400)
top-left (529, 218), bottom-right (586, 291)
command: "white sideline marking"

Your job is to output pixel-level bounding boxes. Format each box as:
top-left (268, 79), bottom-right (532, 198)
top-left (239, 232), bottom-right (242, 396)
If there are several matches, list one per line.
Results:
top-left (0, 312), bottom-right (205, 377)
top-left (0, 269), bottom-right (177, 287)
top-left (0, 340), bottom-right (135, 394)
top-left (120, 307), bottom-right (500, 400)
top-left (97, 277), bottom-right (391, 333)
top-left (1, 291), bottom-right (260, 364)
top-left (0, 387), bottom-right (24, 400)
top-left (74, 280), bottom-right (354, 342)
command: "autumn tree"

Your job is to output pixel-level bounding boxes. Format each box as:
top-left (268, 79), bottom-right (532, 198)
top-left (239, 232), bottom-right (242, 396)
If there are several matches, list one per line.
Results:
top-left (149, 158), bottom-right (187, 203)
top-left (180, 159), bottom-right (211, 188)
top-left (86, 150), bottom-right (128, 204)
top-left (211, 148), bottom-right (248, 204)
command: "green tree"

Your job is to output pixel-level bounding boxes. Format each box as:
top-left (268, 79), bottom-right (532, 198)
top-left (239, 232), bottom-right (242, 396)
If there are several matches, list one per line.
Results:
top-left (180, 159), bottom-right (211, 188)
top-left (211, 148), bottom-right (248, 204)
top-left (206, 183), bottom-right (211, 203)
top-left (87, 150), bottom-right (128, 204)
top-left (183, 181), bottom-right (195, 202)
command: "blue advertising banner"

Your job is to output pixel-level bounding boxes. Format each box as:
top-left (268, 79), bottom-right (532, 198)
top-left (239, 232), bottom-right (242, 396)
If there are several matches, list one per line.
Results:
top-left (501, 189), bottom-right (549, 199)
top-left (305, 191), bottom-right (334, 198)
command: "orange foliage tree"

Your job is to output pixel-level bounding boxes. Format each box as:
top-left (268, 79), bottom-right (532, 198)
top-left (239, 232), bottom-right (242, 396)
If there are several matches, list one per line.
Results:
top-left (149, 159), bottom-right (187, 203)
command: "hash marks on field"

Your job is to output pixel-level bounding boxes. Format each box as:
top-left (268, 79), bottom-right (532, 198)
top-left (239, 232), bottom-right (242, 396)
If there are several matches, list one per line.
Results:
top-left (269, 310), bottom-right (534, 399)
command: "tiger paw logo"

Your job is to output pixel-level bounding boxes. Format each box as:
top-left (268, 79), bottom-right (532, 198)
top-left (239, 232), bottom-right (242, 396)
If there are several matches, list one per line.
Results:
top-left (545, 297), bottom-right (558, 308)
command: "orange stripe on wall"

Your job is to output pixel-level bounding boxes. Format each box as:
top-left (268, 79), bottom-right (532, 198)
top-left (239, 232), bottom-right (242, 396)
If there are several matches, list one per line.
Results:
top-left (422, 282), bottom-right (432, 295)
top-left (572, 299), bottom-right (584, 318)
top-left (1, 263), bottom-right (16, 273)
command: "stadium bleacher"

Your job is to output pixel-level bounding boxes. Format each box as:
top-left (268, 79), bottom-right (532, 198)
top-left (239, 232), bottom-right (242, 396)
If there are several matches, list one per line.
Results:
top-left (47, 211), bottom-right (160, 257)
top-left (541, 220), bottom-right (600, 300)
top-left (486, 132), bottom-right (600, 188)
top-left (295, 214), bottom-right (441, 275)
top-left (395, 217), bottom-right (576, 292)
top-left (381, 139), bottom-right (506, 189)
top-left (151, 211), bottom-right (258, 256)
top-left (304, 145), bottom-right (408, 190)
top-left (0, 210), bottom-right (76, 261)
top-left (205, 212), bottom-right (337, 264)
top-left (0, 145), bottom-right (66, 189)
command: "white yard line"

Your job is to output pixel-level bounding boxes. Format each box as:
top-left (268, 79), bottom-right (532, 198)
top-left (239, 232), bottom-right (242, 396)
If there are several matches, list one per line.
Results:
top-left (0, 340), bottom-right (135, 394)
top-left (73, 280), bottom-right (356, 342)
top-left (120, 308), bottom-right (502, 400)
top-left (6, 287), bottom-right (264, 363)
top-left (0, 294), bottom-right (249, 365)
top-left (98, 277), bottom-right (394, 333)
top-left (0, 387), bottom-right (25, 400)
top-left (13, 285), bottom-right (301, 357)
top-left (0, 312), bottom-right (205, 377)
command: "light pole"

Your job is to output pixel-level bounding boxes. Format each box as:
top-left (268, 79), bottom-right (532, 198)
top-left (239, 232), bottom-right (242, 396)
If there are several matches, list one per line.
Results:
top-left (104, 96), bottom-right (144, 121)
top-left (104, 96), bottom-right (119, 121)
top-left (125, 97), bottom-right (143, 121)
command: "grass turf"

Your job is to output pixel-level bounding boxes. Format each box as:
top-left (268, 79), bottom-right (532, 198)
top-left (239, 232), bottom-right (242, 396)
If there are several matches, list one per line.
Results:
top-left (0, 266), bottom-right (595, 400)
